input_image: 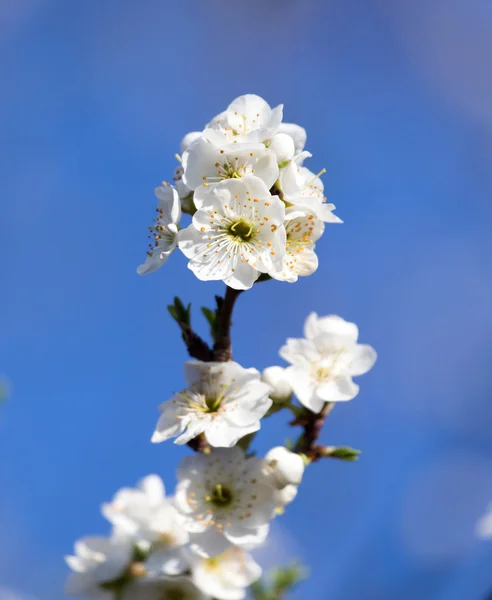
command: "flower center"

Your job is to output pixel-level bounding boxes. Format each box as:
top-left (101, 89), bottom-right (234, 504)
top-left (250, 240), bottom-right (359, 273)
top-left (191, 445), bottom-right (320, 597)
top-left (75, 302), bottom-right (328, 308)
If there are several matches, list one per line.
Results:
top-left (314, 366), bottom-right (331, 382)
top-left (228, 218), bottom-right (254, 241)
top-left (206, 484), bottom-right (233, 508)
top-left (204, 395), bottom-right (222, 412)
top-left (222, 163), bottom-right (243, 178)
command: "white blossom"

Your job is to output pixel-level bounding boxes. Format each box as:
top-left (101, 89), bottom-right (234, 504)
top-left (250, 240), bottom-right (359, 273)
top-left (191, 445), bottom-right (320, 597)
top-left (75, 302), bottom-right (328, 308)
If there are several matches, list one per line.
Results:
top-left (279, 161), bottom-right (341, 224)
top-left (261, 366), bottom-right (292, 403)
top-left (178, 176), bottom-right (286, 290)
top-left (182, 138), bottom-right (278, 208)
top-left (263, 447), bottom-right (304, 489)
top-left (174, 447), bottom-right (276, 558)
top-left (262, 447), bottom-right (304, 510)
top-left (280, 314), bottom-right (377, 413)
top-left (268, 206), bottom-right (324, 283)
top-left (65, 534), bottom-right (133, 600)
top-left (267, 133), bottom-right (295, 164)
top-left (137, 185), bottom-right (181, 275)
top-left (102, 475), bottom-right (189, 575)
top-left (277, 123), bottom-right (307, 155)
top-left (152, 361), bottom-right (272, 448)
top-left (190, 548), bottom-right (262, 600)
top-left (122, 577), bottom-right (208, 600)
top-left (204, 94), bottom-right (283, 146)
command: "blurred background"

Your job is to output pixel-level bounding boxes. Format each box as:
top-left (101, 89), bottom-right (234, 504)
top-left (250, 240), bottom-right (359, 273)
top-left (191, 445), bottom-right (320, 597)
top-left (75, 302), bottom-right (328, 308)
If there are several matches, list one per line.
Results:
top-left (1, 0), bottom-right (492, 598)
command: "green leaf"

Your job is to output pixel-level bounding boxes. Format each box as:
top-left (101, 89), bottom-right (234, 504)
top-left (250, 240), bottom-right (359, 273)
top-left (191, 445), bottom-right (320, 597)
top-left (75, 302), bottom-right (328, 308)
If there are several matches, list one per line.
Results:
top-left (323, 446), bottom-right (361, 461)
top-left (201, 306), bottom-right (218, 340)
top-left (168, 296), bottom-right (191, 327)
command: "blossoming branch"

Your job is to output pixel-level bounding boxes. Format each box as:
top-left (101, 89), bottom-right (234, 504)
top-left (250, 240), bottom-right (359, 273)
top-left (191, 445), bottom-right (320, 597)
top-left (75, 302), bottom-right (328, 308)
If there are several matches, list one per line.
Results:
top-left (65, 94), bottom-right (377, 600)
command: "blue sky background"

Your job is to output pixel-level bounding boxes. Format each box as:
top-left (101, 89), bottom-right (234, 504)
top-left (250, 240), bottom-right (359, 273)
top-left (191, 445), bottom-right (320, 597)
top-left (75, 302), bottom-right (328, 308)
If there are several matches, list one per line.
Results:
top-left (2, 1), bottom-right (492, 599)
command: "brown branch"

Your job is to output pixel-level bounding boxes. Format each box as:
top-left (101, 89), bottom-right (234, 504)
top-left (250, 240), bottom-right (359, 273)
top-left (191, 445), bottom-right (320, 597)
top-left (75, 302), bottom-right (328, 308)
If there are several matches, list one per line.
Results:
top-left (212, 286), bottom-right (243, 362)
top-left (176, 322), bottom-right (213, 362)
top-left (293, 403), bottom-right (335, 461)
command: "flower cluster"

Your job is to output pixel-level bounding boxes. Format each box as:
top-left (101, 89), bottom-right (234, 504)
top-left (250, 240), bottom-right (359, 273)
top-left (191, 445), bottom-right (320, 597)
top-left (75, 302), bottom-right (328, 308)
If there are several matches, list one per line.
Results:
top-left (65, 449), bottom-right (302, 600)
top-left (67, 95), bottom-right (378, 600)
top-left (138, 94), bottom-right (341, 289)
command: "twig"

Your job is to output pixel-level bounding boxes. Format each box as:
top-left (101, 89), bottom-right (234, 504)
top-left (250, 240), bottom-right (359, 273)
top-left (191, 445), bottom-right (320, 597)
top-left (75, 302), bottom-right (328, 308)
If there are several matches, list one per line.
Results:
top-left (176, 322), bottom-right (213, 362)
top-left (212, 286), bottom-right (243, 362)
top-left (293, 403), bottom-right (335, 461)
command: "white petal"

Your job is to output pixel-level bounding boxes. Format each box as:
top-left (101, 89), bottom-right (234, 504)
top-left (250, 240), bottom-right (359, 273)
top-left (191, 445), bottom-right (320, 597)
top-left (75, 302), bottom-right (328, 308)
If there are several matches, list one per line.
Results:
top-left (261, 366), bottom-right (292, 402)
top-left (268, 133), bottom-right (295, 163)
top-left (182, 137), bottom-right (221, 190)
top-left (277, 123), bottom-right (307, 154)
top-left (138, 475), bottom-right (165, 505)
top-left (304, 313), bottom-right (359, 342)
top-left (154, 185), bottom-right (181, 224)
top-left (174, 418), bottom-right (209, 445)
top-left (180, 131), bottom-right (202, 154)
top-left (144, 547), bottom-right (189, 576)
top-left (223, 260), bottom-right (260, 291)
top-left (227, 94), bottom-right (272, 122)
top-left (284, 366), bottom-right (325, 413)
top-left (192, 548), bottom-right (261, 600)
top-left (275, 484), bottom-right (298, 507)
top-left (316, 376), bottom-right (360, 402)
top-left (221, 379), bottom-right (272, 426)
top-left (224, 523), bottom-right (269, 549)
top-left (151, 400), bottom-right (188, 443)
top-left (137, 238), bottom-right (177, 275)
top-left (189, 528), bottom-right (231, 558)
top-left (205, 418), bottom-right (260, 448)
top-left (279, 338), bottom-right (320, 367)
top-left (264, 447), bottom-right (304, 487)
top-left (348, 344), bottom-right (377, 376)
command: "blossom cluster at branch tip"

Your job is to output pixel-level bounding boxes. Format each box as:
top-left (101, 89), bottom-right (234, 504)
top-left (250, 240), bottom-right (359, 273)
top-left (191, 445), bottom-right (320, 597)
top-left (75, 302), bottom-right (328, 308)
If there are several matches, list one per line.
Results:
top-left (137, 94), bottom-right (342, 289)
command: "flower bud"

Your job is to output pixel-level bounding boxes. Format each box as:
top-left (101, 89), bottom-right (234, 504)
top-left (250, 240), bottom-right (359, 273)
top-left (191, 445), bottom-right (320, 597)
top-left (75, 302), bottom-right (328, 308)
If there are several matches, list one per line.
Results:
top-left (268, 133), bottom-right (295, 164)
top-left (275, 484), bottom-right (298, 508)
top-left (264, 446), bottom-right (305, 488)
top-left (261, 366), bottom-right (292, 403)
top-left (179, 131), bottom-right (202, 154)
